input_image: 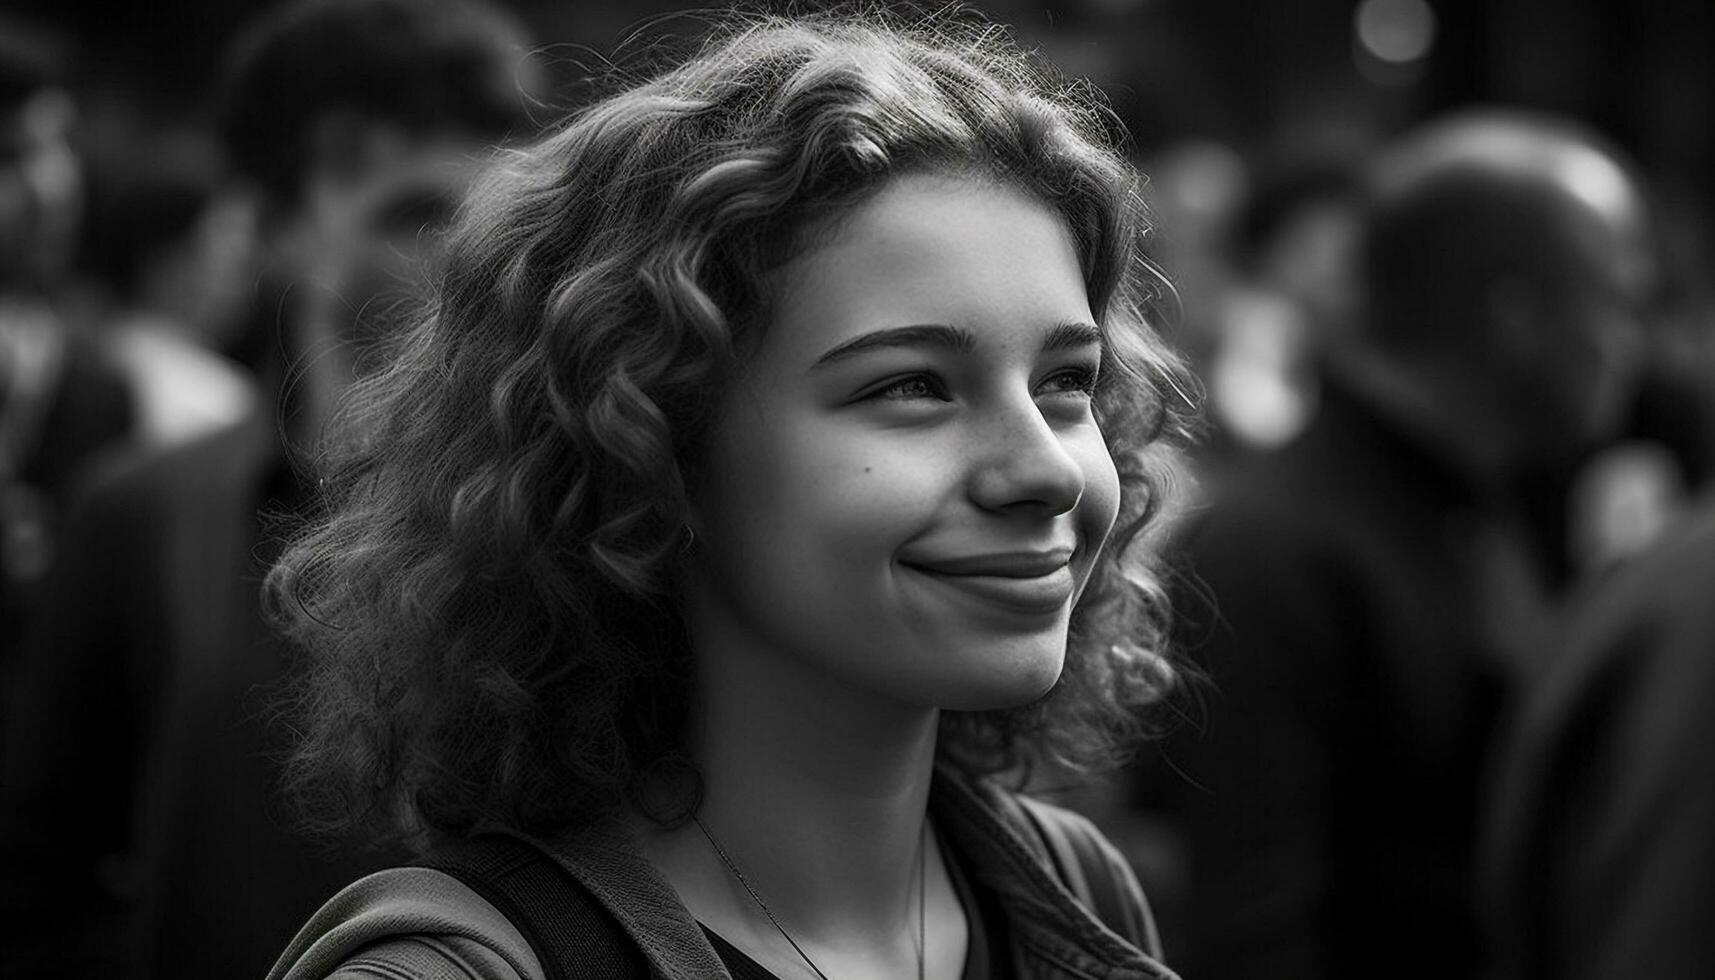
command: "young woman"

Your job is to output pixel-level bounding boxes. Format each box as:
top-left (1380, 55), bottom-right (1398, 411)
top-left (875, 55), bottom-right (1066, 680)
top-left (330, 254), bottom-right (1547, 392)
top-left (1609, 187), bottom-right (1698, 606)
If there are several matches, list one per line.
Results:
top-left (266, 12), bottom-right (1195, 980)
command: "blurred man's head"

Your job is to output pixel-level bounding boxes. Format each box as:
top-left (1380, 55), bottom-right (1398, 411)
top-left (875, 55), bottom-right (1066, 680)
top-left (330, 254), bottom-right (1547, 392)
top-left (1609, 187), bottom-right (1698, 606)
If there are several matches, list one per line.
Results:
top-left (217, 0), bottom-right (534, 304)
top-left (0, 18), bottom-right (80, 293)
top-left (1360, 111), bottom-right (1656, 464)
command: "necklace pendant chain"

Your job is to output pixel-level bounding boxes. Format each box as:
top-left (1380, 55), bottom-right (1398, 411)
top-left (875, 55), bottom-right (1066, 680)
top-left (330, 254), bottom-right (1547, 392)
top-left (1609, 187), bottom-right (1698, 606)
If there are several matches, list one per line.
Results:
top-left (693, 815), bottom-right (929, 980)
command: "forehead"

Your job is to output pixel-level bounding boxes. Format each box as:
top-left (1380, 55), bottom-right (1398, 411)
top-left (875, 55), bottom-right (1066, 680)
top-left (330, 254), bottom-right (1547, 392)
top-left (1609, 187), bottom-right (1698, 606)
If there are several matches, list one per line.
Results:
top-left (759, 173), bottom-right (1093, 362)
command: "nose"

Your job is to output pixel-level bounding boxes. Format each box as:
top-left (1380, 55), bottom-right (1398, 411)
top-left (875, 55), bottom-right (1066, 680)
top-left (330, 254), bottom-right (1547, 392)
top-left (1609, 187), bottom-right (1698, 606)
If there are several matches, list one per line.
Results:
top-left (966, 397), bottom-right (1085, 517)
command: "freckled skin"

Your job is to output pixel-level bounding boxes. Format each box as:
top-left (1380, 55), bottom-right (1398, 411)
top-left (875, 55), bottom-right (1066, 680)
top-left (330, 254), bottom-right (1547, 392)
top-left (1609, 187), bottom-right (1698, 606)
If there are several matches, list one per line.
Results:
top-left (685, 174), bottom-right (1121, 714)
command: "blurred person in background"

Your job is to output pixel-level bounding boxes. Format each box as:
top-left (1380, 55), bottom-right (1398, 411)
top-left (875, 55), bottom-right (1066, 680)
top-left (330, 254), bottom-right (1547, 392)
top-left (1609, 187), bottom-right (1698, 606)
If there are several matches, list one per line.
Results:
top-left (1478, 148), bottom-right (1715, 980)
top-left (0, 18), bottom-right (132, 680)
top-left (0, 0), bottom-right (537, 976)
top-left (1153, 110), bottom-right (1656, 980)
top-left (1483, 479), bottom-right (1715, 979)
top-left (1203, 154), bottom-right (1364, 455)
top-left (77, 128), bottom-right (258, 449)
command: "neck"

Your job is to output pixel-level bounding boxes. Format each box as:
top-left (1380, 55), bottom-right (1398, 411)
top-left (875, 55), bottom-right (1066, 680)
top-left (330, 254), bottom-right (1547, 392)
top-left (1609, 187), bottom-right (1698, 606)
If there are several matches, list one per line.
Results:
top-left (635, 582), bottom-right (949, 954)
top-left (632, 572), bottom-right (977, 978)
top-left (690, 617), bottom-right (940, 935)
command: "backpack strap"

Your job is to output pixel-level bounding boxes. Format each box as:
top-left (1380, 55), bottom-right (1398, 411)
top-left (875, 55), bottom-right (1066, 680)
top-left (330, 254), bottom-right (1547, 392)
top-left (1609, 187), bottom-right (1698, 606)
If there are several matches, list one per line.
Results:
top-left (416, 832), bottom-right (651, 980)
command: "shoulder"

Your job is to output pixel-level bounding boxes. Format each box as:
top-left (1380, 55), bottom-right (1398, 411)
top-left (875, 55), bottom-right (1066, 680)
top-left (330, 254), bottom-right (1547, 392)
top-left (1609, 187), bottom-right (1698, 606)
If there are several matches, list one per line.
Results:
top-left (1539, 504), bottom-right (1715, 700)
top-left (1527, 503), bottom-right (1715, 747)
top-left (134, 407), bottom-right (276, 487)
top-left (1003, 791), bottom-right (1165, 960)
top-left (267, 867), bottom-right (543, 980)
top-left (69, 408), bottom-right (275, 518)
top-left (1486, 503), bottom-right (1715, 975)
top-left (1593, 502), bottom-right (1715, 627)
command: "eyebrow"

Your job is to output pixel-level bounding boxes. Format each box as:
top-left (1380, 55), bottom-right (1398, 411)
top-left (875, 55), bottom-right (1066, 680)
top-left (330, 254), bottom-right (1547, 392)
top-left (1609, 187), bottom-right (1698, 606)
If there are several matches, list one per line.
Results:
top-left (1041, 320), bottom-right (1104, 352)
top-left (809, 320), bottom-right (1103, 370)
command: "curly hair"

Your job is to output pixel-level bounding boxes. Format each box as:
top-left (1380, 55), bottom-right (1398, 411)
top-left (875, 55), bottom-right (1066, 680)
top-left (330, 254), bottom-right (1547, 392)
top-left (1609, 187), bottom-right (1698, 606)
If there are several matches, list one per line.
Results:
top-left (265, 9), bottom-right (1198, 848)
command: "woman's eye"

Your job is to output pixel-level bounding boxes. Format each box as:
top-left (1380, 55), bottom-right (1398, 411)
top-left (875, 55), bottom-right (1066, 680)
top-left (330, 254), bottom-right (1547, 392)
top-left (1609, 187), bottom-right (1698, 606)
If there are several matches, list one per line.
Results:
top-left (865, 374), bottom-right (948, 401)
top-left (1037, 366), bottom-right (1100, 398)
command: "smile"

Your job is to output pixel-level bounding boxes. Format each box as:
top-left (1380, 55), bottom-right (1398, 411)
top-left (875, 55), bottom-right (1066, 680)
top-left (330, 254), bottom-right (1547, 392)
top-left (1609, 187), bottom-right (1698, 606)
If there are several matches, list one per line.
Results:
top-left (899, 549), bottom-right (1077, 615)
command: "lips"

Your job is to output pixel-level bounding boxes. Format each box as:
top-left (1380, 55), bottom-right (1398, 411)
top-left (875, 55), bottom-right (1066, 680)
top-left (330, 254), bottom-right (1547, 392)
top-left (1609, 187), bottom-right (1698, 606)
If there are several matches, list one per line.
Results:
top-left (900, 548), bottom-right (1077, 615)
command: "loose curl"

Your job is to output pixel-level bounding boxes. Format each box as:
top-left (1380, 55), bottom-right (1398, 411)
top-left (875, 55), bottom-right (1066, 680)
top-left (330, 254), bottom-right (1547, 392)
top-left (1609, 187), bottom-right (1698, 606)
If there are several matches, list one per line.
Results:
top-left (266, 10), bottom-right (1198, 848)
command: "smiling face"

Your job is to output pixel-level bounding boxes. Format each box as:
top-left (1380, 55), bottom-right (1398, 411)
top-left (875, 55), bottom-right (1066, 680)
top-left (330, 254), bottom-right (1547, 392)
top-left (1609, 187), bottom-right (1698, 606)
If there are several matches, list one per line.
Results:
top-left (684, 173), bottom-right (1122, 713)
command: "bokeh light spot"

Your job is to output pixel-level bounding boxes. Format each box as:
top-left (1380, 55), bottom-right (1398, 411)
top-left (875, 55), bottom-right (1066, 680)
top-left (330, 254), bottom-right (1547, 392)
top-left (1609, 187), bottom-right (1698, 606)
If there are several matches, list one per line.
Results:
top-left (1355, 0), bottom-right (1438, 64)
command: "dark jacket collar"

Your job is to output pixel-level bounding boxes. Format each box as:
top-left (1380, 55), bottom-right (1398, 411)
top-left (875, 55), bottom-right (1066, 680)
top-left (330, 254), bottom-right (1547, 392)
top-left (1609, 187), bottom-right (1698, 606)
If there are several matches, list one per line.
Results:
top-left (522, 764), bottom-right (1175, 980)
top-left (929, 768), bottom-right (1177, 980)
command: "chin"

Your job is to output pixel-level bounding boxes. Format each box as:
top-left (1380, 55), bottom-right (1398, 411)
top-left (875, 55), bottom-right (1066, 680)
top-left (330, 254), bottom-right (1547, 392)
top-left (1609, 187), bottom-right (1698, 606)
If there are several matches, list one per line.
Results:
top-left (938, 640), bottom-right (1066, 712)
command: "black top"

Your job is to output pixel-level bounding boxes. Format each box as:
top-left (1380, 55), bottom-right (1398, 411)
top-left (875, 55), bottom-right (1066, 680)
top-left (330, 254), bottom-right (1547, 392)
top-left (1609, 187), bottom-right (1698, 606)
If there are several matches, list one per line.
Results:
top-left (701, 821), bottom-right (1014, 980)
top-left (1485, 501), bottom-right (1715, 979)
top-left (1152, 370), bottom-right (1522, 980)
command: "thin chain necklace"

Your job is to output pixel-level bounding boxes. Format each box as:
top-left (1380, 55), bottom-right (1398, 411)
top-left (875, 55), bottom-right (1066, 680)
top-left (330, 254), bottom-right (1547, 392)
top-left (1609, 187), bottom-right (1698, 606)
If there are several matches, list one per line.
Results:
top-left (692, 814), bottom-right (927, 980)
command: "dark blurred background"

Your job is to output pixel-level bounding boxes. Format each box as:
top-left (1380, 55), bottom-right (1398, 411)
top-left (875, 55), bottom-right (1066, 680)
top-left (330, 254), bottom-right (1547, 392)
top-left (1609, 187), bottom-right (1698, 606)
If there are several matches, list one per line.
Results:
top-left (8, 0), bottom-right (1712, 195)
top-left (6, 0), bottom-right (1710, 144)
top-left (9, 0), bottom-right (1715, 214)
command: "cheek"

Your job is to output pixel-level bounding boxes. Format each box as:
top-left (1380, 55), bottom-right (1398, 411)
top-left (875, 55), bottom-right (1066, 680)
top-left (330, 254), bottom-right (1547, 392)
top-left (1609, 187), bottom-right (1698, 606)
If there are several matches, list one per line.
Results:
top-left (1077, 432), bottom-right (1123, 552)
top-left (767, 427), bottom-right (945, 568)
top-left (698, 408), bottom-right (936, 586)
